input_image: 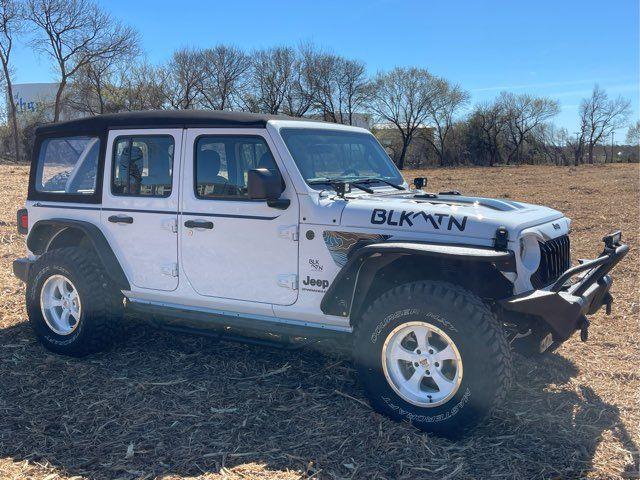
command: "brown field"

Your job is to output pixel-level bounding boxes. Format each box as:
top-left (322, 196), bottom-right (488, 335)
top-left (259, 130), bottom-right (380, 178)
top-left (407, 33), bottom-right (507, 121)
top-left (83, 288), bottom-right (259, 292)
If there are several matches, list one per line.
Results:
top-left (0, 163), bottom-right (638, 480)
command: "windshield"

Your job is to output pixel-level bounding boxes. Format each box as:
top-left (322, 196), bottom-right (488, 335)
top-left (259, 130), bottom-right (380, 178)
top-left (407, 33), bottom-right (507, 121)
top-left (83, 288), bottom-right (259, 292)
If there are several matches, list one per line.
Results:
top-left (280, 128), bottom-right (404, 188)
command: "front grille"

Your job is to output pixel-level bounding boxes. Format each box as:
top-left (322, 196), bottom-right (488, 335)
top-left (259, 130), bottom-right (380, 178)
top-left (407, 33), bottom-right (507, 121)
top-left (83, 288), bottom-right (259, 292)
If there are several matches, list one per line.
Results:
top-left (531, 234), bottom-right (571, 289)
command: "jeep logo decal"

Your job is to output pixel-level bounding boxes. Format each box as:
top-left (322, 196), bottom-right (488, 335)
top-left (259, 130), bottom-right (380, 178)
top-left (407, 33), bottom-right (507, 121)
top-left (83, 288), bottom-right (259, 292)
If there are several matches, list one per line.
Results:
top-left (370, 208), bottom-right (468, 232)
top-left (302, 276), bottom-right (329, 290)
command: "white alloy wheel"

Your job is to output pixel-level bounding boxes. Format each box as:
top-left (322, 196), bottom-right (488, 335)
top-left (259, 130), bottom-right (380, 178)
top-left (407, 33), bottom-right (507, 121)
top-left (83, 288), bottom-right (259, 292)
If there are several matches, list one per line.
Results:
top-left (40, 274), bottom-right (82, 336)
top-left (381, 321), bottom-right (463, 407)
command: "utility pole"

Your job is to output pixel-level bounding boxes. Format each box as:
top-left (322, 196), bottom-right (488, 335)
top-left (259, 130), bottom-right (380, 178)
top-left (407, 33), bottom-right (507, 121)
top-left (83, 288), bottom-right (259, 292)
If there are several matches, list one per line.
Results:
top-left (574, 131), bottom-right (582, 165)
top-left (611, 131), bottom-right (615, 164)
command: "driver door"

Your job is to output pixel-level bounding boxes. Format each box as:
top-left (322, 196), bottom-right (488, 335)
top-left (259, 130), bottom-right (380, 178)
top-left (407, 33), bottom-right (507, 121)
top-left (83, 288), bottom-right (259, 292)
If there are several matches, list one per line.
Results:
top-left (180, 128), bottom-right (300, 306)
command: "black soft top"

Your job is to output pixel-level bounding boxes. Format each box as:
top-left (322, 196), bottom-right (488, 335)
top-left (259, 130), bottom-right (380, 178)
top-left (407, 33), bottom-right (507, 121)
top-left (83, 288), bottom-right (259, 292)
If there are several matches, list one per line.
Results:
top-left (35, 110), bottom-right (304, 136)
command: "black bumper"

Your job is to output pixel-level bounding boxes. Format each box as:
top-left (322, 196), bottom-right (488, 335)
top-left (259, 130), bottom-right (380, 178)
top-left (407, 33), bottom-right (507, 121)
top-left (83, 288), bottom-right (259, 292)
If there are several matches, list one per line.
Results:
top-left (12, 257), bottom-right (33, 283)
top-left (500, 231), bottom-right (628, 343)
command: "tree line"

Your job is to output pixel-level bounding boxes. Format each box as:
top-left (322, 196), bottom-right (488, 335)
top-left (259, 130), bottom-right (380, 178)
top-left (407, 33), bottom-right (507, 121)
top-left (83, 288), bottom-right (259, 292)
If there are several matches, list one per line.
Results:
top-left (1, 0), bottom-right (637, 167)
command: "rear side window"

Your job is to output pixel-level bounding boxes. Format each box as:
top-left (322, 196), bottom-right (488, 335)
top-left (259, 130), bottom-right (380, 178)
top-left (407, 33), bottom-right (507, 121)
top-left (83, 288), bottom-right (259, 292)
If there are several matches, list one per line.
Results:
top-left (112, 136), bottom-right (174, 197)
top-left (36, 136), bottom-right (100, 194)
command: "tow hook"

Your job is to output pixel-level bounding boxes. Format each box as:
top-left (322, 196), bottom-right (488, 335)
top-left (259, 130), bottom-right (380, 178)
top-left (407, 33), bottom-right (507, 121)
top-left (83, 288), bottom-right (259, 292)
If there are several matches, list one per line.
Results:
top-left (578, 316), bottom-right (590, 342)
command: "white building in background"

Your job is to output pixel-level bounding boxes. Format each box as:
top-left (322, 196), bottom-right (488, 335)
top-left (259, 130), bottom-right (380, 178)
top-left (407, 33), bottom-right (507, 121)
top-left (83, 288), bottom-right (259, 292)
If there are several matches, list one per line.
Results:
top-left (9, 82), bottom-right (59, 123)
top-left (309, 113), bottom-right (373, 130)
top-left (340, 113), bottom-right (373, 129)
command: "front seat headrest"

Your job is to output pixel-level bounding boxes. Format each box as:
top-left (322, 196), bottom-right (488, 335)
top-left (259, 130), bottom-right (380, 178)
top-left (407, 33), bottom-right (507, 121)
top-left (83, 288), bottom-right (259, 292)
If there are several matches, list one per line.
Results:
top-left (198, 149), bottom-right (223, 181)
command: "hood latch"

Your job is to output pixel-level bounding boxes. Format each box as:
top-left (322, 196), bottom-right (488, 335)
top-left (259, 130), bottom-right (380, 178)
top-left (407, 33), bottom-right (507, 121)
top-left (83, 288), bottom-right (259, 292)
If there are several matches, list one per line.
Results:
top-left (494, 226), bottom-right (509, 250)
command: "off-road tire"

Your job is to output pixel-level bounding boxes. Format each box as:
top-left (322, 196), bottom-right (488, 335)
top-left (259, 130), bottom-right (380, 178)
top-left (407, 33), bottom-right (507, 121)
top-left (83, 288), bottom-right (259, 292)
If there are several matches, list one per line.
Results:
top-left (26, 247), bottom-right (124, 357)
top-left (354, 280), bottom-right (512, 437)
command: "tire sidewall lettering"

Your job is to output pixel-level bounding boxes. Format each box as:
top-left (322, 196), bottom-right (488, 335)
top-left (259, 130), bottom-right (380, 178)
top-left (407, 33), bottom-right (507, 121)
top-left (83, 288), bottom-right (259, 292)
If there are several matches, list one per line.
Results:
top-left (381, 387), bottom-right (472, 423)
top-left (370, 308), bottom-right (419, 344)
top-left (370, 308), bottom-right (458, 345)
top-left (369, 306), bottom-right (471, 421)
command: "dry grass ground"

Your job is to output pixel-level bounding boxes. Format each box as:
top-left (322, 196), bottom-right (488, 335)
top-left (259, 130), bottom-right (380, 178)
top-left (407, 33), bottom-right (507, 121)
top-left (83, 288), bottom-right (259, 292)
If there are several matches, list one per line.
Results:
top-left (0, 163), bottom-right (638, 480)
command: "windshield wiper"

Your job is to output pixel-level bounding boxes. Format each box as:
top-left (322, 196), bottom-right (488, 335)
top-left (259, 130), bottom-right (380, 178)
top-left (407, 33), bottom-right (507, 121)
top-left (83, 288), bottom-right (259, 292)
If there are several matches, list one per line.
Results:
top-left (308, 178), bottom-right (374, 194)
top-left (352, 177), bottom-right (405, 190)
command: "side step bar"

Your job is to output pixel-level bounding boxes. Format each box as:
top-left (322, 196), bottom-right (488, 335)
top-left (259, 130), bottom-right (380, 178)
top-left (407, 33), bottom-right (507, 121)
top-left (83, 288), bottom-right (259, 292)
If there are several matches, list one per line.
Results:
top-left (153, 324), bottom-right (323, 351)
top-left (126, 299), bottom-right (352, 347)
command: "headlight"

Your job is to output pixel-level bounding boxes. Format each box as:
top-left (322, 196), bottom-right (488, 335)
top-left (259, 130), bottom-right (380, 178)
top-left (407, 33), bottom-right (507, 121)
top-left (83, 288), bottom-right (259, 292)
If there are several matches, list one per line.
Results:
top-left (518, 235), bottom-right (541, 271)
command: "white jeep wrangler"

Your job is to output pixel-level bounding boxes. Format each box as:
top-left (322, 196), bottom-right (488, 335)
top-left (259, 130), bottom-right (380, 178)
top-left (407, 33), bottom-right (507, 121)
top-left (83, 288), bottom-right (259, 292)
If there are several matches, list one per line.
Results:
top-left (13, 111), bottom-right (628, 436)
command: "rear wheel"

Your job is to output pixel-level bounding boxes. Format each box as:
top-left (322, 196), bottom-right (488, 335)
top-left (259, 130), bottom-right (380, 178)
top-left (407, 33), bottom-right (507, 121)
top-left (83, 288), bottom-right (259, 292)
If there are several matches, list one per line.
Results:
top-left (354, 280), bottom-right (512, 437)
top-left (26, 247), bottom-right (124, 357)
top-left (40, 274), bottom-right (83, 336)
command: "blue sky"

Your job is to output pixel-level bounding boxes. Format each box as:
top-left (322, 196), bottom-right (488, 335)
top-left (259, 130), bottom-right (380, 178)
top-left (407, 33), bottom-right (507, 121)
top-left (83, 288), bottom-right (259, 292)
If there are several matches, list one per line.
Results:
top-left (13, 0), bottom-right (639, 136)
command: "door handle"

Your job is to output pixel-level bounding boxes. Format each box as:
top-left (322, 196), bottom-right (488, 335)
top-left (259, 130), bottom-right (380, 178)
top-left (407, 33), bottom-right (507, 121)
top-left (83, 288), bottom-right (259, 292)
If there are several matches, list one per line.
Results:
top-left (184, 219), bottom-right (214, 229)
top-left (108, 215), bottom-right (134, 224)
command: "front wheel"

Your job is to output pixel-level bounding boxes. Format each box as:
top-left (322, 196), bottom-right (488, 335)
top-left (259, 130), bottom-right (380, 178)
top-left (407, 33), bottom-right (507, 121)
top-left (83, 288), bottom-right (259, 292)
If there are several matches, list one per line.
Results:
top-left (354, 281), bottom-right (512, 437)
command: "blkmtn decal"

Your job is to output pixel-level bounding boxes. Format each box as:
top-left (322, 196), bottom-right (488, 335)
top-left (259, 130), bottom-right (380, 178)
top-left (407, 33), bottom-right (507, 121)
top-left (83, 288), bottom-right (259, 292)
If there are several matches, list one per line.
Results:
top-left (371, 208), bottom-right (468, 231)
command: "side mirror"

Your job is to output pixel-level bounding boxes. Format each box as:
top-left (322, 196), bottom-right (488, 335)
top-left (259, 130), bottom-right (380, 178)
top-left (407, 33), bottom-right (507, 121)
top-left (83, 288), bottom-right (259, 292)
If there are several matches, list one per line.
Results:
top-left (247, 168), bottom-right (289, 209)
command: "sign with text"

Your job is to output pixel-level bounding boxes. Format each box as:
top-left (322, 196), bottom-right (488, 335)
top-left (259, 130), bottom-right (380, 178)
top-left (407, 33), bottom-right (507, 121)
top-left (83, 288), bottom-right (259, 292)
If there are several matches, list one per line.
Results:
top-left (9, 83), bottom-right (59, 122)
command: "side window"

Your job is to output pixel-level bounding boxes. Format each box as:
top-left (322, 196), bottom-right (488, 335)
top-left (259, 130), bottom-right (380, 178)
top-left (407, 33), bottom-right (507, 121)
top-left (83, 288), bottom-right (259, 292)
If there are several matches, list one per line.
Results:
top-left (195, 135), bottom-right (277, 199)
top-left (36, 136), bottom-right (100, 194)
top-left (112, 135), bottom-right (174, 197)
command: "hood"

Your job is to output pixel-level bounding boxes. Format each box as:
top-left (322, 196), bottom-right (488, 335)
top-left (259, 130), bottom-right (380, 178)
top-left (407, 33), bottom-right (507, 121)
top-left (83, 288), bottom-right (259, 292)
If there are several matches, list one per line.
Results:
top-left (337, 191), bottom-right (565, 243)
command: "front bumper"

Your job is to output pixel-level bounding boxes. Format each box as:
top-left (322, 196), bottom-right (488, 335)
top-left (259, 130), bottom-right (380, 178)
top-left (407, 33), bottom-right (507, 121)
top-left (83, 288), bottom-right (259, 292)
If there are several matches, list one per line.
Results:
top-left (500, 231), bottom-right (628, 345)
top-left (13, 257), bottom-right (32, 283)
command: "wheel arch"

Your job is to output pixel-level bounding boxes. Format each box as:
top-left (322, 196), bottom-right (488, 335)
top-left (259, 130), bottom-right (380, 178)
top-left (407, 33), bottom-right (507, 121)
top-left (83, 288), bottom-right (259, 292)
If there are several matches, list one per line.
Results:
top-left (320, 242), bottom-right (516, 324)
top-left (27, 219), bottom-right (130, 290)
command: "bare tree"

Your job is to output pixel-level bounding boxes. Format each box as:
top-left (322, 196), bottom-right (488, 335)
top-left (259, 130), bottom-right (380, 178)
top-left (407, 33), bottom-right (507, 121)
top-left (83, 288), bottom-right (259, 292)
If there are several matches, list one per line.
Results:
top-left (444, 120), bottom-right (470, 165)
top-left (66, 55), bottom-right (134, 115)
top-left (534, 123), bottom-right (571, 166)
top-left (282, 43), bottom-right (316, 117)
top-left (310, 52), bottom-right (340, 122)
top-left (336, 58), bottom-right (369, 125)
top-left (66, 61), bottom-right (108, 115)
top-left (469, 101), bottom-right (507, 166)
top-left (246, 46), bottom-right (296, 114)
top-left (498, 92), bottom-right (559, 164)
top-left (304, 50), bottom-right (369, 125)
top-left (118, 61), bottom-right (166, 111)
top-left (0, 0), bottom-right (23, 160)
top-left (26, 0), bottom-right (138, 121)
top-left (68, 54), bottom-right (166, 114)
top-left (626, 120), bottom-right (640, 145)
top-left (571, 113), bottom-right (588, 165)
top-left (579, 85), bottom-right (632, 164)
top-left (369, 67), bottom-right (437, 169)
top-left (198, 45), bottom-right (250, 110)
top-left (424, 77), bottom-right (470, 166)
top-left (162, 48), bottom-right (205, 109)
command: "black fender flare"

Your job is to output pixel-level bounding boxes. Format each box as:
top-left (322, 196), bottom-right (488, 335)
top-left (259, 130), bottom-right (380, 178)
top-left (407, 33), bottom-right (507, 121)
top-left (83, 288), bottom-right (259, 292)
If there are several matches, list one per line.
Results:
top-left (27, 219), bottom-right (130, 290)
top-left (320, 241), bottom-right (516, 318)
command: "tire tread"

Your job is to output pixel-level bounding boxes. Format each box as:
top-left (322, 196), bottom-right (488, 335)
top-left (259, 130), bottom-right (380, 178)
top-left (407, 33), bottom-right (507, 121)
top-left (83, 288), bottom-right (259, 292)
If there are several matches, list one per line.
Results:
top-left (26, 247), bottom-right (123, 356)
top-left (355, 280), bottom-right (513, 435)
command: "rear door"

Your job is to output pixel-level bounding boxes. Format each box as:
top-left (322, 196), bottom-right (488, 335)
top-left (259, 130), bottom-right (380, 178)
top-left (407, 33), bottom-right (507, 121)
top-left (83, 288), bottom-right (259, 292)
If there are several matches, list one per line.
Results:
top-left (101, 129), bottom-right (182, 291)
top-left (180, 128), bottom-right (299, 305)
